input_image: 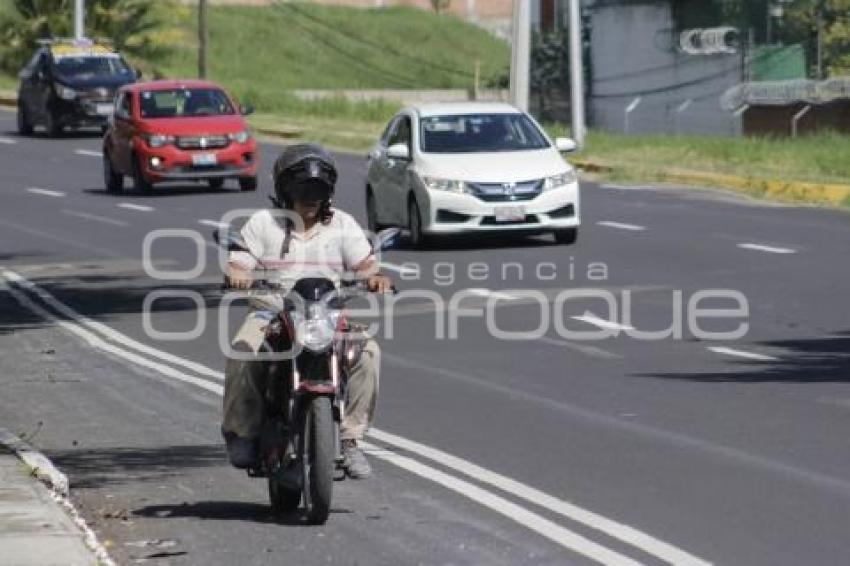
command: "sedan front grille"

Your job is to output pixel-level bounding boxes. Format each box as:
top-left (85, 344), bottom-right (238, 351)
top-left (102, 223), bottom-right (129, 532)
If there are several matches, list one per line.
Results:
top-left (467, 179), bottom-right (543, 202)
top-left (176, 135), bottom-right (229, 150)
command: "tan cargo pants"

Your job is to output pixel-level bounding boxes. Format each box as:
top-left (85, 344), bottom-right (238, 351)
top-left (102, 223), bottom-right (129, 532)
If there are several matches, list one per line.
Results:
top-left (222, 312), bottom-right (380, 442)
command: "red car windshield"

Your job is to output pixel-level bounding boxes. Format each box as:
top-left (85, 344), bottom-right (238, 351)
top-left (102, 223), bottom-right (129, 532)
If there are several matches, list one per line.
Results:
top-left (140, 88), bottom-right (235, 119)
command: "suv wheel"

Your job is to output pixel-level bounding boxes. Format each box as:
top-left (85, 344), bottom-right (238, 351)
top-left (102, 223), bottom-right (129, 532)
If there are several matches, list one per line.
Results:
top-left (103, 153), bottom-right (123, 193)
top-left (44, 109), bottom-right (62, 138)
top-left (132, 155), bottom-right (153, 193)
top-left (17, 104), bottom-right (33, 136)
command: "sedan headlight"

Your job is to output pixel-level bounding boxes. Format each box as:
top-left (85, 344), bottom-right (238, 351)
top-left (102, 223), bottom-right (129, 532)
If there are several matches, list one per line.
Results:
top-left (55, 83), bottom-right (77, 101)
top-left (229, 130), bottom-right (251, 144)
top-left (145, 133), bottom-right (174, 148)
top-left (543, 169), bottom-right (578, 191)
top-left (421, 176), bottom-right (468, 194)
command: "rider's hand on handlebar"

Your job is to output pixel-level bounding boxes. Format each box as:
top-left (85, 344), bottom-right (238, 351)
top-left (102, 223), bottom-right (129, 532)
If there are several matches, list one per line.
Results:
top-left (367, 274), bottom-right (395, 294)
top-left (226, 265), bottom-right (254, 290)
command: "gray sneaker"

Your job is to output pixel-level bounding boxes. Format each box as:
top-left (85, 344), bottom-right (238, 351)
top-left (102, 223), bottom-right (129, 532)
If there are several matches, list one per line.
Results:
top-left (341, 439), bottom-right (372, 479)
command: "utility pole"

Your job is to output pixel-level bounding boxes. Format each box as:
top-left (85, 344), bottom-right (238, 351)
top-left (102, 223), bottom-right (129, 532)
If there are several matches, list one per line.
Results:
top-left (568, 0), bottom-right (585, 147)
top-left (816, 0), bottom-right (825, 79)
top-left (198, 0), bottom-right (209, 79)
top-left (509, 0), bottom-right (530, 112)
top-left (74, 0), bottom-right (85, 40)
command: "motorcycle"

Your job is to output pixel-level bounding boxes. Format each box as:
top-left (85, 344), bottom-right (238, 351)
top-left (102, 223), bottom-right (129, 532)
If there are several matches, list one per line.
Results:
top-left (214, 227), bottom-right (398, 524)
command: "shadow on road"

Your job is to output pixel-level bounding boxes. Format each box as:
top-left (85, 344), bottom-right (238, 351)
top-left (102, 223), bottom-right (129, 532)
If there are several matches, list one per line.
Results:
top-left (395, 232), bottom-right (567, 252)
top-left (133, 501), bottom-right (352, 526)
top-left (640, 331), bottom-right (850, 383)
top-left (49, 443), bottom-right (226, 489)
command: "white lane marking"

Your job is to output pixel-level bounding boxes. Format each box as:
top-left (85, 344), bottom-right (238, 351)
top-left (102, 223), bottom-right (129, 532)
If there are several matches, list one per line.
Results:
top-left (117, 203), bottom-right (154, 212)
top-left (61, 209), bottom-right (129, 227)
top-left (0, 269), bottom-right (708, 566)
top-left (369, 429), bottom-right (711, 566)
top-left (75, 149), bottom-right (102, 158)
top-left (1, 269), bottom-right (223, 381)
top-left (1, 277), bottom-right (223, 396)
top-left (361, 442), bottom-right (643, 566)
top-left (572, 312), bottom-right (634, 332)
top-left (538, 336), bottom-right (622, 360)
top-left (198, 219), bottom-right (228, 229)
top-left (26, 187), bottom-right (65, 198)
top-left (379, 261), bottom-right (418, 277)
top-left (737, 243), bottom-right (796, 255)
top-left (596, 221), bottom-right (646, 232)
top-left (707, 346), bottom-right (779, 362)
top-left (0, 137), bottom-right (17, 145)
top-left (467, 287), bottom-right (520, 301)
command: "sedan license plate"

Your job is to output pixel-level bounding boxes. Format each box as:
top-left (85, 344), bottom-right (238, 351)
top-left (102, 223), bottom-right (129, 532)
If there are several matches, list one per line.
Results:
top-left (192, 153), bottom-right (218, 166)
top-left (494, 206), bottom-right (526, 222)
top-left (95, 103), bottom-right (113, 116)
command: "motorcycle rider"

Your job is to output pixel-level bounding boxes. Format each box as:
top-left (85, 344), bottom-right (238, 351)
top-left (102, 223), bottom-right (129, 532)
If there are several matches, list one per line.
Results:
top-left (222, 143), bottom-right (393, 479)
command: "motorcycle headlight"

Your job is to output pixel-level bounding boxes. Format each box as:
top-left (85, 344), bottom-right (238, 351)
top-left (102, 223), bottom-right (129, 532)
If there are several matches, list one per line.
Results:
top-left (146, 133), bottom-right (174, 148)
top-left (297, 318), bottom-right (336, 353)
top-left (421, 176), bottom-right (468, 194)
top-left (229, 130), bottom-right (251, 144)
top-left (543, 169), bottom-right (578, 191)
top-left (55, 83), bottom-right (77, 101)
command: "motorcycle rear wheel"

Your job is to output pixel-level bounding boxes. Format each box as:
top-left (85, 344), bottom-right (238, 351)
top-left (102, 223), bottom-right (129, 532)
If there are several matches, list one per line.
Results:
top-left (302, 396), bottom-right (334, 524)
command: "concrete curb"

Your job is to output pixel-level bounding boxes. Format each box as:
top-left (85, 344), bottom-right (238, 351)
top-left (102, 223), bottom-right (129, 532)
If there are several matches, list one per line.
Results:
top-left (0, 428), bottom-right (69, 496)
top-left (571, 157), bottom-right (850, 207)
top-left (0, 428), bottom-right (115, 565)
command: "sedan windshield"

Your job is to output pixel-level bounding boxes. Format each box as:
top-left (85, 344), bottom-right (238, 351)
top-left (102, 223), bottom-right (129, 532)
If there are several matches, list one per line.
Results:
top-left (140, 88), bottom-right (235, 119)
top-left (420, 113), bottom-right (551, 153)
top-left (54, 56), bottom-right (132, 80)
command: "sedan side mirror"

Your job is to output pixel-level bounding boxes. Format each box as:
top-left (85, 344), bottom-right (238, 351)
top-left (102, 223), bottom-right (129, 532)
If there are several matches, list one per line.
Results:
top-left (386, 143), bottom-right (410, 161)
top-left (240, 103), bottom-right (254, 116)
top-left (555, 137), bottom-right (578, 153)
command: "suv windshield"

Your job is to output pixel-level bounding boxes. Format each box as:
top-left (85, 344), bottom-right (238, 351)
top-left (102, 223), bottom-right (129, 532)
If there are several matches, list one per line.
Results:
top-left (420, 113), bottom-right (550, 153)
top-left (54, 56), bottom-right (132, 80)
top-left (140, 88), bottom-right (235, 119)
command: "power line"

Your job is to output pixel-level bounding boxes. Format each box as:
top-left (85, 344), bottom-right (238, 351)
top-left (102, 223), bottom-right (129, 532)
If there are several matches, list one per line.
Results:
top-left (274, 4), bottom-right (421, 89)
top-left (278, 1), bottom-right (476, 81)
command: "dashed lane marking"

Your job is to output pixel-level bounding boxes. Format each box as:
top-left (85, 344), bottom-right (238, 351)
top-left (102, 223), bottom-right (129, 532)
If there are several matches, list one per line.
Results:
top-left (26, 187), bottom-right (65, 197)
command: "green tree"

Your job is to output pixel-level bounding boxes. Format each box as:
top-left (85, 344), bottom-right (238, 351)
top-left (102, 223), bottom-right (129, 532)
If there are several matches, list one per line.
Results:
top-left (780, 0), bottom-right (850, 77)
top-left (709, 0), bottom-right (850, 77)
top-left (0, 0), bottom-right (175, 75)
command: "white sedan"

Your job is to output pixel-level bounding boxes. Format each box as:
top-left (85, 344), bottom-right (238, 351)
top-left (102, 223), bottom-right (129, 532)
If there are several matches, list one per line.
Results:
top-left (365, 103), bottom-right (580, 247)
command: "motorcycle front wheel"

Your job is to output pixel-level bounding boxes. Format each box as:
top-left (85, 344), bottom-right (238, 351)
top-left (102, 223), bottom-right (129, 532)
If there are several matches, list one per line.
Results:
top-left (301, 395), bottom-right (335, 524)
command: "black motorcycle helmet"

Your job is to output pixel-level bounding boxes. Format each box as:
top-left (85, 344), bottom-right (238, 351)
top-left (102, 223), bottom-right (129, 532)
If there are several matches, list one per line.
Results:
top-left (272, 144), bottom-right (338, 221)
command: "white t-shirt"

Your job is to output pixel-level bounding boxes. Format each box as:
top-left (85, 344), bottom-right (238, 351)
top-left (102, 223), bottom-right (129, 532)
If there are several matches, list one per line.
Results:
top-left (229, 208), bottom-right (374, 291)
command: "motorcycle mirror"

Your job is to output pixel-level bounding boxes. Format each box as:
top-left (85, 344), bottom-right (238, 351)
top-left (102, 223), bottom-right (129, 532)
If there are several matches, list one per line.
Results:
top-left (213, 228), bottom-right (249, 252)
top-left (375, 227), bottom-right (401, 251)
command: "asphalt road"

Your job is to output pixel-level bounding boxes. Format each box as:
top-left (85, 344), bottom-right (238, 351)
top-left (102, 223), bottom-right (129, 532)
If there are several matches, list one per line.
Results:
top-left (0, 108), bottom-right (849, 566)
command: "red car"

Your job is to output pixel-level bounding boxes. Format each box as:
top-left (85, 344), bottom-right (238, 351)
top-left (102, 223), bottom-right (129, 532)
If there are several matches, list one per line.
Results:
top-left (103, 80), bottom-right (258, 193)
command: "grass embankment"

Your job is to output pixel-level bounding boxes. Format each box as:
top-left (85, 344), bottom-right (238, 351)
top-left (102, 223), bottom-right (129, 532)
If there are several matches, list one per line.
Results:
top-left (160, 3), bottom-right (509, 110)
top-left (565, 130), bottom-right (850, 207)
